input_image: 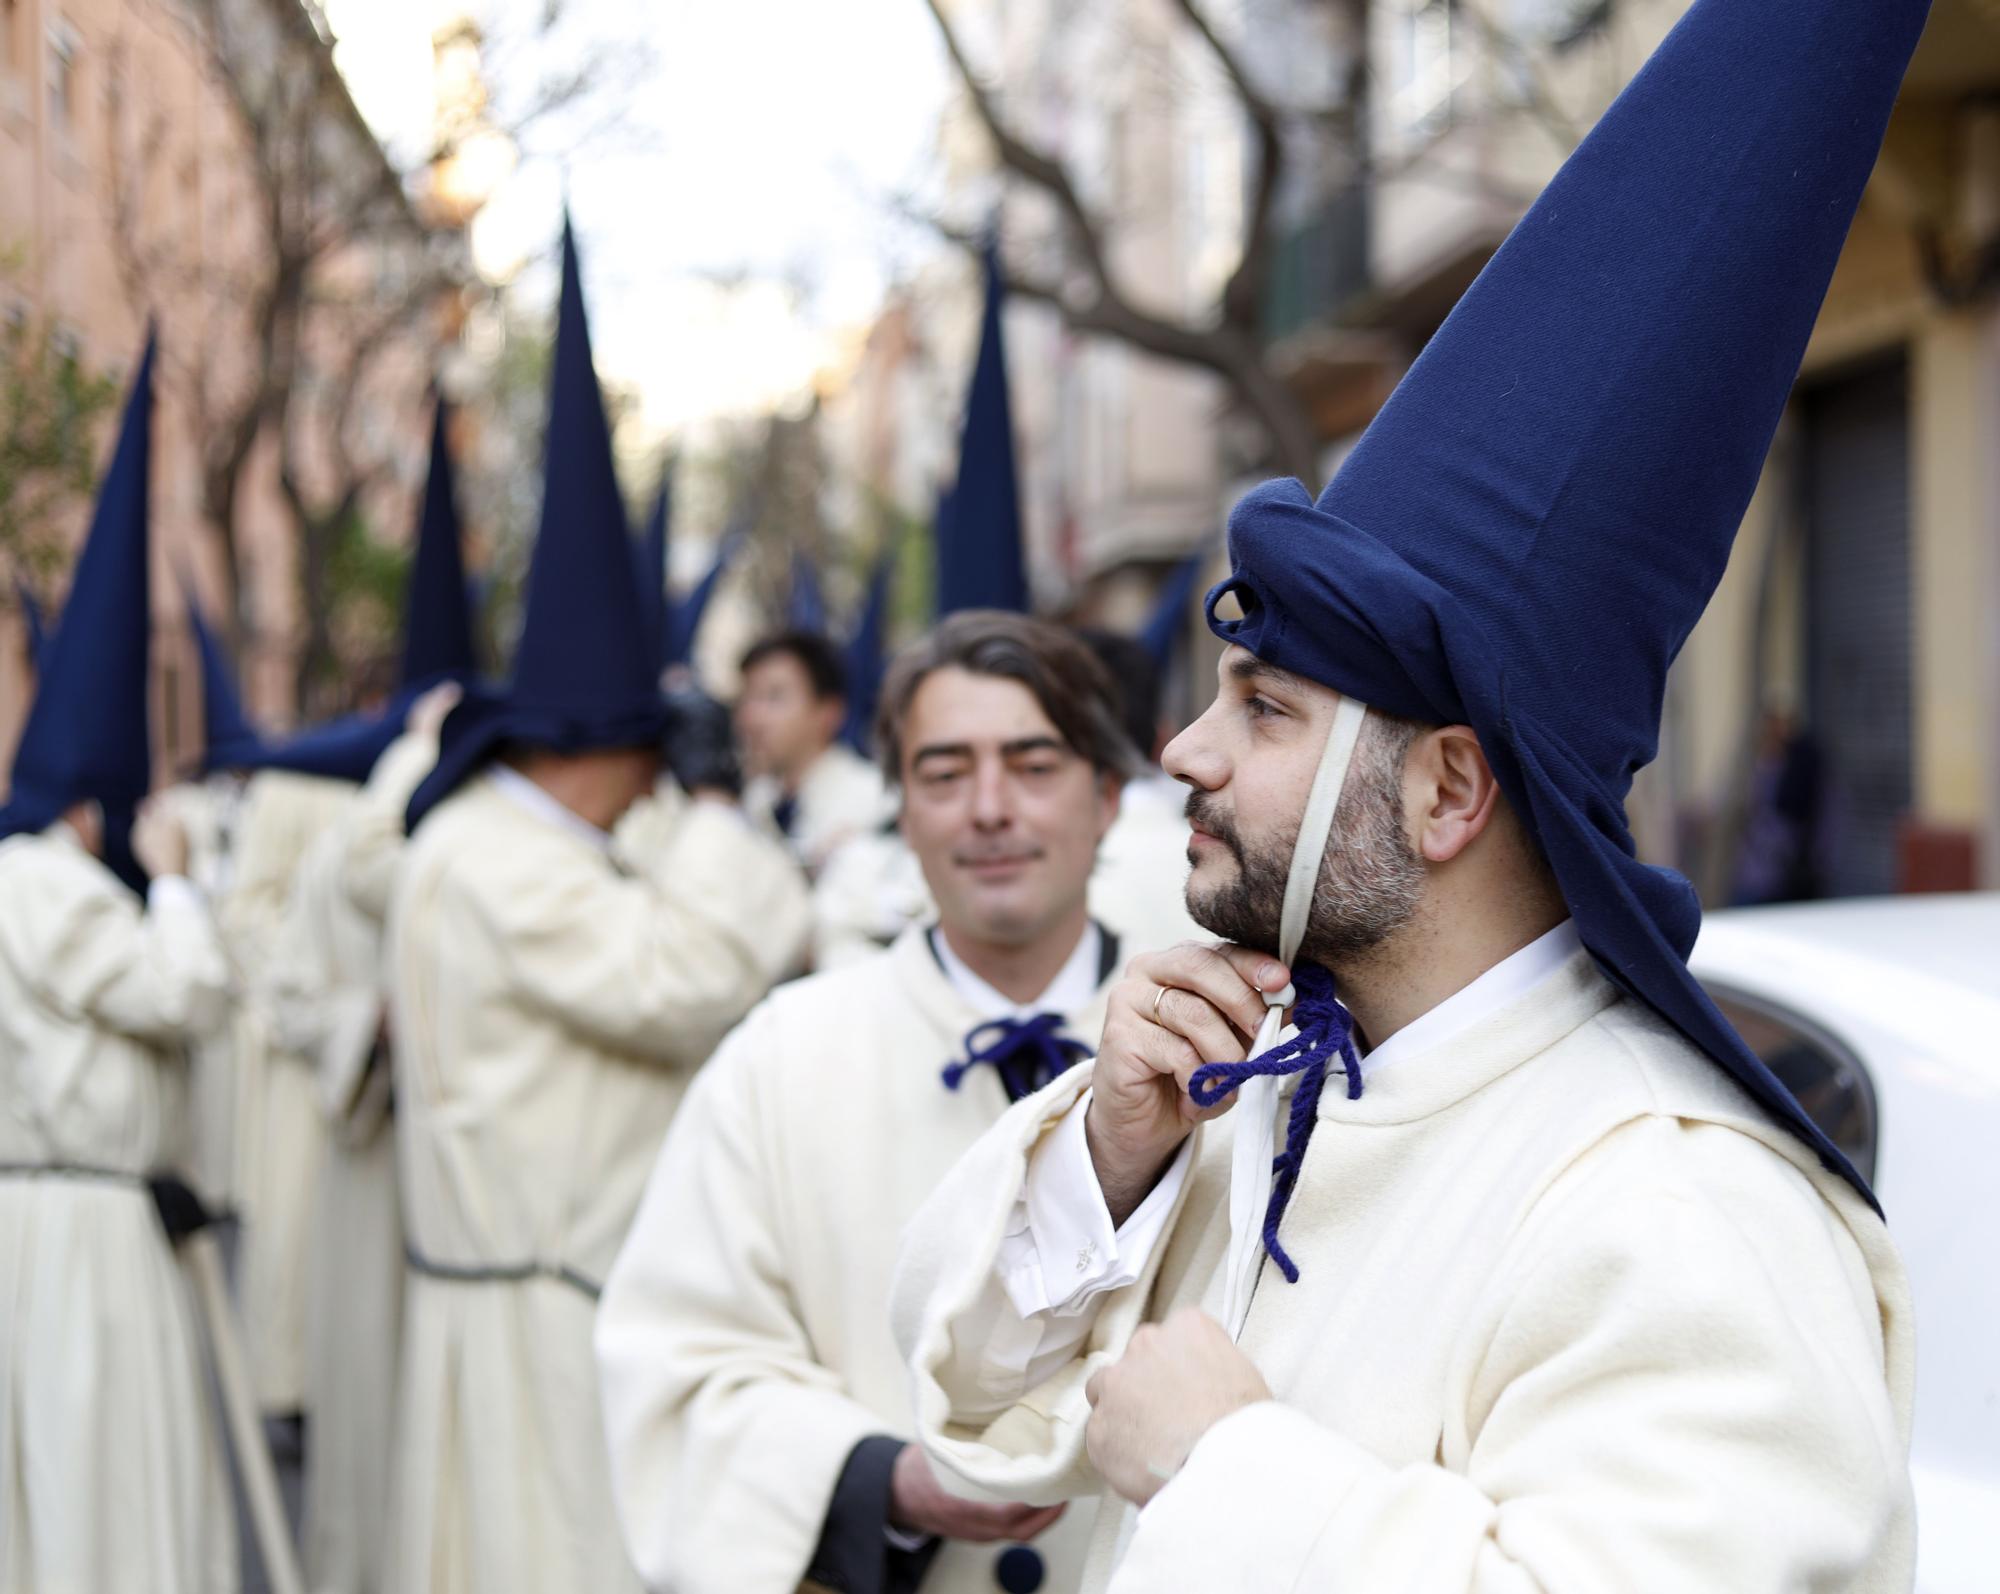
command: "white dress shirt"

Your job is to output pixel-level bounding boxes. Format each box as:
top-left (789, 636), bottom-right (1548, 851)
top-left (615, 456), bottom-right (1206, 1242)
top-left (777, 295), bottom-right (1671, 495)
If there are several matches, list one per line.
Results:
top-left (487, 765), bottom-right (613, 854)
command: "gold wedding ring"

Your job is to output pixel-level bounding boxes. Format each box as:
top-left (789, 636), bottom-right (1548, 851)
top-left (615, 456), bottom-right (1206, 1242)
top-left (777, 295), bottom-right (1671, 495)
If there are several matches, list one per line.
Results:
top-left (1151, 986), bottom-right (1170, 1022)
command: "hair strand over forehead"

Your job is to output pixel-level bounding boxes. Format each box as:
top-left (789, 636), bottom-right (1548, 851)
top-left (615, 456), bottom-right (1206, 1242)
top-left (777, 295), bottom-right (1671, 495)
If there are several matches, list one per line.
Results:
top-left (875, 610), bottom-right (1138, 783)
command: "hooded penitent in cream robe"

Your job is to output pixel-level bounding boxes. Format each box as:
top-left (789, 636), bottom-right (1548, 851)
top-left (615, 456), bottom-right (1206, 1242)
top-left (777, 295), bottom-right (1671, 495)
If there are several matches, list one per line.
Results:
top-left (385, 773), bottom-right (810, 1594)
top-left (893, 0), bottom-right (1928, 1585)
top-left (224, 767), bottom-right (355, 1414)
top-left (0, 828), bottom-right (237, 1593)
top-left (265, 729), bottom-right (441, 1594)
top-left (597, 922), bottom-right (1121, 1594)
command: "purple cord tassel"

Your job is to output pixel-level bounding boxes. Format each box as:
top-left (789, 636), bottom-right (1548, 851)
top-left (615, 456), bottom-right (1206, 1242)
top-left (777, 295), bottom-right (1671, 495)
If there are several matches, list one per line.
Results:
top-left (1187, 962), bottom-right (1362, 1284)
top-left (943, 1013), bottom-right (1092, 1104)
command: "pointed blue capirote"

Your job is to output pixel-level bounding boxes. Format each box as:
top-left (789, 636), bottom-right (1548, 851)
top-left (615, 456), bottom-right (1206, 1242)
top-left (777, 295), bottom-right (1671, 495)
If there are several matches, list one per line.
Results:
top-left (666, 524), bottom-right (743, 670)
top-left (634, 471), bottom-right (672, 670)
top-left (400, 395), bottom-right (479, 690)
top-left (937, 244), bottom-right (1027, 616)
top-left (183, 589), bottom-right (268, 772)
top-left (788, 549), bottom-right (829, 635)
top-left (840, 549), bottom-right (895, 752)
top-left (0, 332), bottom-right (158, 892)
top-left (409, 217), bottom-right (667, 828)
top-left (14, 577), bottom-right (49, 670)
top-left (1207, 0), bottom-right (1932, 1213)
top-left (1139, 545), bottom-right (1210, 666)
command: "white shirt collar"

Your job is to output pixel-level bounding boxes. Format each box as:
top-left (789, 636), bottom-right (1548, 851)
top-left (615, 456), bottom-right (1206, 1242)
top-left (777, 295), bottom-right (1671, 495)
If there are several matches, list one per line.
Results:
top-left (932, 921), bottom-right (1103, 1024)
top-left (487, 765), bottom-right (613, 854)
top-left (1356, 918), bottom-right (1581, 1079)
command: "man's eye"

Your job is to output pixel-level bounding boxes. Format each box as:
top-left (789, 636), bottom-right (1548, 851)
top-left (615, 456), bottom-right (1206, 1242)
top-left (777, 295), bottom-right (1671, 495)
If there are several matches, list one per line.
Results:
top-left (1244, 695), bottom-right (1278, 719)
top-left (921, 769), bottom-right (963, 789)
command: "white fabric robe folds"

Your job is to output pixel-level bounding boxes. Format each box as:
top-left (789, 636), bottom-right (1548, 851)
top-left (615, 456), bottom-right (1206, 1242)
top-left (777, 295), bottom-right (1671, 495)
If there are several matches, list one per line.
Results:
top-left (266, 731), bottom-right (439, 1594)
top-left (0, 830), bottom-right (236, 1594)
top-left (225, 769), bottom-right (356, 1411)
top-left (893, 948), bottom-right (1915, 1593)
top-left (386, 774), bottom-right (810, 1594)
top-left (596, 925), bottom-right (1110, 1594)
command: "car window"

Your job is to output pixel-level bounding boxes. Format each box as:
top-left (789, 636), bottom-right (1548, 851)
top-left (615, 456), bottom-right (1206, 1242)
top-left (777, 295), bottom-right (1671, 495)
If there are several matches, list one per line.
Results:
top-left (1705, 986), bottom-right (1879, 1185)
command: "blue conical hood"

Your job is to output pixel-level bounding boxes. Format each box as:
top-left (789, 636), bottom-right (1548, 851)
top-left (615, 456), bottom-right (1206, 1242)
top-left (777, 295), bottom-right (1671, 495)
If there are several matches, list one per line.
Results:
top-left (1, 333), bottom-right (158, 891)
top-left (1207, 0), bottom-right (1932, 1211)
top-left (666, 521), bottom-right (744, 670)
top-left (184, 588), bottom-right (267, 772)
top-left (840, 549), bottom-right (895, 752)
top-left (400, 395), bottom-right (479, 690)
top-left (14, 577), bottom-right (49, 671)
top-left (408, 218), bottom-right (667, 828)
top-left (788, 549), bottom-right (828, 634)
top-left (634, 470), bottom-right (671, 670)
top-left (1139, 544), bottom-right (1210, 666)
top-left (937, 244), bottom-right (1027, 615)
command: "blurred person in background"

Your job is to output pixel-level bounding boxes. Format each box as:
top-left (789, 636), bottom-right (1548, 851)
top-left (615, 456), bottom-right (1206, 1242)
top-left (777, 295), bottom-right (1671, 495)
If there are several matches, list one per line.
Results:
top-left (598, 610), bottom-right (1143, 1594)
top-left (737, 628), bottom-right (889, 879)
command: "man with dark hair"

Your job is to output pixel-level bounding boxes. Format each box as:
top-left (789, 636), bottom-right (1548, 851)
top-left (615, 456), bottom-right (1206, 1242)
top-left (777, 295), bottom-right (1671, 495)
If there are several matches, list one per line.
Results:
top-left (891, 1), bottom-right (1920, 1587)
top-left (598, 610), bottom-right (1138, 1594)
top-left (738, 628), bottom-right (888, 876)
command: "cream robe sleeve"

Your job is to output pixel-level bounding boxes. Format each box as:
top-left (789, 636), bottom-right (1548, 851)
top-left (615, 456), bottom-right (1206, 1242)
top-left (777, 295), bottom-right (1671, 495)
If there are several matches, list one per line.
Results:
top-left (1110, 1115), bottom-right (1910, 1594)
top-left (595, 1006), bottom-right (887, 1592)
top-left (0, 848), bottom-right (231, 1045)
top-left (340, 729), bottom-right (438, 925)
top-left (484, 800), bottom-right (808, 1068)
top-left (891, 1063), bottom-right (1200, 1510)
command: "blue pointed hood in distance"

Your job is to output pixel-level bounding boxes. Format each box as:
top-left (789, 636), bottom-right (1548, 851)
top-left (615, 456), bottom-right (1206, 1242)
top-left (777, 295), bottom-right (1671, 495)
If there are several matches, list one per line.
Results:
top-left (936, 242), bottom-right (1027, 616)
top-left (0, 332), bottom-right (160, 893)
top-left (14, 576), bottom-right (50, 671)
top-left (400, 394), bottom-right (480, 691)
top-left (1205, 0), bottom-right (1933, 1212)
top-left (183, 588), bottom-right (268, 773)
top-left (407, 216), bottom-right (668, 830)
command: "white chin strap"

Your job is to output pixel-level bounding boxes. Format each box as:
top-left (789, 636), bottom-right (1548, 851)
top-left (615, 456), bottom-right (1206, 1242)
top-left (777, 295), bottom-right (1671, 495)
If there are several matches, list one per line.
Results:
top-left (1219, 692), bottom-right (1369, 1337)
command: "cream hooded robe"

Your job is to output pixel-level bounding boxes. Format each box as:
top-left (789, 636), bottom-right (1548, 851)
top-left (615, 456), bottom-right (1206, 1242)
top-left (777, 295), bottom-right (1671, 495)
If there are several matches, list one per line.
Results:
top-left (595, 922), bottom-right (1119, 1594)
top-left (223, 768), bottom-right (356, 1412)
top-left (0, 827), bottom-right (236, 1593)
top-left (891, 945), bottom-right (1915, 1593)
top-left (384, 771), bottom-right (810, 1594)
top-left (265, 729), bottom-right (441, 1594)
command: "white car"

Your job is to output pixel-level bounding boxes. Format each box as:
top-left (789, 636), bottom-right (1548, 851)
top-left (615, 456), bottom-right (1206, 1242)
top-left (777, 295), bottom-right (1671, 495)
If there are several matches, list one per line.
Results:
top-left (1691, 892), bottom-right (2000, 1594)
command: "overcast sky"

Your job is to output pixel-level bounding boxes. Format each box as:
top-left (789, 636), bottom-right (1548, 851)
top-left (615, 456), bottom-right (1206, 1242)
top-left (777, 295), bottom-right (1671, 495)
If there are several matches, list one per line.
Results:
top-left (324, 0), bottom-right (955, 443)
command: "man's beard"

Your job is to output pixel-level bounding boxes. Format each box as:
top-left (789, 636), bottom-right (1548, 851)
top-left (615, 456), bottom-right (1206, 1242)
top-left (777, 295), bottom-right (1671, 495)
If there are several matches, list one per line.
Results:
top-left (1185, 728), bottom-right (1425, 966)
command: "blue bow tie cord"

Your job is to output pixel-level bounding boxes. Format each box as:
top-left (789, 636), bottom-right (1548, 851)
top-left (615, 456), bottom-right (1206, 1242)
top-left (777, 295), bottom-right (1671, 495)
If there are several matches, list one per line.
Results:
top-left (1187, 962), bottom-right (1363, 1284)
top-left (942, 1014), bottom-right (1091, 1104)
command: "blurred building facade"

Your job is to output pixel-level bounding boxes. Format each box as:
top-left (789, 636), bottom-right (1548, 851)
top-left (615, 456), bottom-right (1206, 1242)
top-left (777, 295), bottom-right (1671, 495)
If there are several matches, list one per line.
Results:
top-left (0, 0), bottom-right (468, 788)
top-left (832, 0), bottom-right (2000, 897)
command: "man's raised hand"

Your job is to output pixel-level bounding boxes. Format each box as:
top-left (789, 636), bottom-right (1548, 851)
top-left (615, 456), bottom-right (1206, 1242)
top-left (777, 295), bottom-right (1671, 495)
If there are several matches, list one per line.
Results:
top-left (1085, 942), bottom-right (1290, 1225)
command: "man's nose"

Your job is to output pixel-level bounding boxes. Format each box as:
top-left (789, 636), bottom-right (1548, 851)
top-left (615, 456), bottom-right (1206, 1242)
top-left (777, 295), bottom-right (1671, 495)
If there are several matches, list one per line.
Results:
top-left (969, 760), bottom-right (1013, 829)
top-left (1163, 718), bottom-right (1220, 790)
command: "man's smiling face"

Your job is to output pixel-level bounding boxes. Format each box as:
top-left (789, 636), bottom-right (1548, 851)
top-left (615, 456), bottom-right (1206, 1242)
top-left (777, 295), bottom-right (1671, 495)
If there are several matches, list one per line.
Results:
top-left (897, 664), bottom-right (1120, 951)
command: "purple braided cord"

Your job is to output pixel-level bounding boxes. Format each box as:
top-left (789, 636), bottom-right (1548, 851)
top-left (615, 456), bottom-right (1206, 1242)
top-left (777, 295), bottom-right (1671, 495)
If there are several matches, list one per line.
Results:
top-left (942, 1013), bottom-right (1092, 1104)
top-left (1186, 962), bottom-right (1362, 1283)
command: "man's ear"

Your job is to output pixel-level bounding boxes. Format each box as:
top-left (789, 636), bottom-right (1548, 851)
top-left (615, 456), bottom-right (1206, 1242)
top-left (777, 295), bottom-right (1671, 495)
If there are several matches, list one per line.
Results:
top-left (1409, 726), bottom-right (1501, 865)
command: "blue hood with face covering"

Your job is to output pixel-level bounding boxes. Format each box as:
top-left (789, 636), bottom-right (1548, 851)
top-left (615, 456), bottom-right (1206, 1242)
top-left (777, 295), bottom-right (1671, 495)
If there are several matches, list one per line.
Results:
top-left (1206, 0), bottom-right (1934, 1213)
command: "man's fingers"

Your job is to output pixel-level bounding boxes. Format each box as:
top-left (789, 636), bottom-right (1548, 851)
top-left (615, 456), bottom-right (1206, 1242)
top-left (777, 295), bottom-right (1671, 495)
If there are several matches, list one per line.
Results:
top-left (1136, 943), bottom-right (1284, 1041)
top-left (1148, 986), bottom-right (1246, 1066)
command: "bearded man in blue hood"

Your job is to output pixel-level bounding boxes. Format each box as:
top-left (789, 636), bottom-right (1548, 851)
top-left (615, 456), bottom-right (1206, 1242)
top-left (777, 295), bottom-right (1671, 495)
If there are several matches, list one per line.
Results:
top-left (891, 2), bottom-right (1927, 1589)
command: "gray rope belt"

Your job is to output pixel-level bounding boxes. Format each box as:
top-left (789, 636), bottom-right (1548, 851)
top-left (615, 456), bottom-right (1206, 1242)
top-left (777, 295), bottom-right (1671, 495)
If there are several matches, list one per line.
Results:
top-left (403, 1241), bottom-right (602, 1302)
top-left (0, 1161), bottom-right (144, 1186)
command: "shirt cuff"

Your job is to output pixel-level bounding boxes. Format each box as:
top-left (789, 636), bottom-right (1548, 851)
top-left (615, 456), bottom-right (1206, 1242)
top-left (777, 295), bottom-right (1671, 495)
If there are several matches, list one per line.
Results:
top-left (1001, 1088), bottom-right (1194, 1319)
top-left (146, 874), bottom-right (205, 917)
